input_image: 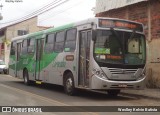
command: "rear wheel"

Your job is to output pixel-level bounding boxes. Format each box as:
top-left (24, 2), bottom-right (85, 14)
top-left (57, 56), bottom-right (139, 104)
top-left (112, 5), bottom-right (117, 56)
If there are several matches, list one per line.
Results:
top-left (107, 90), bottom-right (120, 97)
top-left (23, 70), bottom-right (30, 85)
top-left (64, 73), bottom-right (76, 95)
top-left (3, 69), bottom-right (8, 74)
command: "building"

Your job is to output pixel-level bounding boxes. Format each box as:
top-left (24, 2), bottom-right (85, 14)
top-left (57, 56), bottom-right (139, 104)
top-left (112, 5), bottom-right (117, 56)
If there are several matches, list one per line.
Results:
top-left (0, 16), bottom-right (49, 66)
top-left (95, 0), bottom-right (160, 87)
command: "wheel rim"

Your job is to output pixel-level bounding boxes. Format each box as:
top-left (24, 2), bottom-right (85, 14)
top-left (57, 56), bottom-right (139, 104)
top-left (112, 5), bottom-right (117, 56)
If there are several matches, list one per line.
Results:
top-left (24, 74), bottom-right (27, 83)
top-left (66, 78), bottom-right (72, 92)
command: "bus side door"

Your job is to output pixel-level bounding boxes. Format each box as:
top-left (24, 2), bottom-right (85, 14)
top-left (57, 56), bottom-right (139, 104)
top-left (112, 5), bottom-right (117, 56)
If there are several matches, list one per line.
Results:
top-left (35, 38), bottom-right (44, 81)
top-left (79, 30), bottom-right (91, 87)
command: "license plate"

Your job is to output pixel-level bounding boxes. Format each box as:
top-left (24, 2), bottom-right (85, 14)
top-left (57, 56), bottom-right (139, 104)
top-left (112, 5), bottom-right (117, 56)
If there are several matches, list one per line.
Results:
top-left (119, 84), bottom-right (127, 87)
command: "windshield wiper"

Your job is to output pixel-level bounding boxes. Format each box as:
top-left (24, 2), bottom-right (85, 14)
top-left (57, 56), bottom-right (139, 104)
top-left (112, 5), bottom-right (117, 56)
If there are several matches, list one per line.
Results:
top-left (129, 29), bottom-right (136, 39)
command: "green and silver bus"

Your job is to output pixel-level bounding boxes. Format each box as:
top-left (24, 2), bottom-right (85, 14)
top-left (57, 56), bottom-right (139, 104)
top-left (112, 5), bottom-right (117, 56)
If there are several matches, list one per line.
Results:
top-left (9, 17), bottom-right (146, 96)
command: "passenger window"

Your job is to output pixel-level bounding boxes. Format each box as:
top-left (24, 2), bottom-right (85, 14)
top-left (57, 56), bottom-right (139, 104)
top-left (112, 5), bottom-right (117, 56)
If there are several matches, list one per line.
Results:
top-left (45, 33), bottom-right (55, 53)
top-left (21, 39), bottom-right (28, 55)
top-left (55, 31), bottom-right (65, 52)
top-left (17, 43), bottom-right (22, 61)
top-left (23, 39), bottom-right (28, 47)
top-left (28, 39), bottom-right (35, 54)
top-left (64, 29), bottom-right (77, 52)
top-left (10, 42), bottom-right (16, 55)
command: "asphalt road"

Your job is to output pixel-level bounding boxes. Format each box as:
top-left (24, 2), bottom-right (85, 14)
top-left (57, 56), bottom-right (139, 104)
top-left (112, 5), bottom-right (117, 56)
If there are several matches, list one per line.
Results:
top-left (0, 74), bottom-right (159, 115)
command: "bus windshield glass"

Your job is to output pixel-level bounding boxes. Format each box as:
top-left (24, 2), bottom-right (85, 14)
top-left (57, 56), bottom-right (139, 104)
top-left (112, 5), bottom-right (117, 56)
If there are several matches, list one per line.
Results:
top-left (94, 30), bottom-right (146, 65)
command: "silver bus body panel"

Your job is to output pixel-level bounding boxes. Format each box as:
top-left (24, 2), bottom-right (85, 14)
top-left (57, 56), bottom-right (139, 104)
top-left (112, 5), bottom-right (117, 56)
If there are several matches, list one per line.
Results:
top-left (91, 74), bottom-right (145, 90)
top-left (9, 17), bottom-right (146, 91)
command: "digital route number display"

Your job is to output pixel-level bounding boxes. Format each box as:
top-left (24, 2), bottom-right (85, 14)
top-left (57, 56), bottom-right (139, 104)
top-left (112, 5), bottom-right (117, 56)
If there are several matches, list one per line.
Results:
top-left (99, 19), bottom-right (143, 32)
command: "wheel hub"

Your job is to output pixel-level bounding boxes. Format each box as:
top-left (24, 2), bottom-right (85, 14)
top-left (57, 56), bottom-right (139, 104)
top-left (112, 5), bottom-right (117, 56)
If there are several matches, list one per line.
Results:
top-left (66, 78), bottom-right (72, 92)
top-left (24, 75), bottom-right (27, 83)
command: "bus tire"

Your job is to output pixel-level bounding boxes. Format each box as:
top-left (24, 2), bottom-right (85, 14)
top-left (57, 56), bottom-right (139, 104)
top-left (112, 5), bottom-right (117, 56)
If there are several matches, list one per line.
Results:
top-left (107, 90), bottom-right (120, 97)
top-left (64, 73), bottom-right (76, 96)
top-left (3, 70), bottom-right (8, 74)
top-left (23, 70), bottom-right (30, 86)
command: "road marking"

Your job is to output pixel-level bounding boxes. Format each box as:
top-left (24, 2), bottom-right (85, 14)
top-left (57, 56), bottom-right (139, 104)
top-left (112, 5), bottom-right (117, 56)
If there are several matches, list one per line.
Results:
top-left (0, 83), bottom-right (98, 115)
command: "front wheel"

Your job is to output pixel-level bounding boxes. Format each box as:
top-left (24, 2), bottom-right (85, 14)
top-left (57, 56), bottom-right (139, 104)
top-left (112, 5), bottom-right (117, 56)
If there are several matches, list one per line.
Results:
top-left (23, 70), bottom-right (30, 86)
top-left (107, 90), bottom-right (120, 97)
top-left (64, 73), bottom-right (76, 95)
top-left (3, 69), bottom-right (8, 74)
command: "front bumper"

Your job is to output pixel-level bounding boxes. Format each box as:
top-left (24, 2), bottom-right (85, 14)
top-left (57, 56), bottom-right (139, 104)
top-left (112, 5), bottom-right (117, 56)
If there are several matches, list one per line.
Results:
top-left (91, 74), bottom-right (145, 90)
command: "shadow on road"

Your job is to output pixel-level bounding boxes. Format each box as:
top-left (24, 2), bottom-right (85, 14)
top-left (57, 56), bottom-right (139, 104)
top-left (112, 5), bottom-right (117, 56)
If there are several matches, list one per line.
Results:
top-left (3, 80), bottom-right (141, 101)
top-left (120, 92), bottom-right (160, 102)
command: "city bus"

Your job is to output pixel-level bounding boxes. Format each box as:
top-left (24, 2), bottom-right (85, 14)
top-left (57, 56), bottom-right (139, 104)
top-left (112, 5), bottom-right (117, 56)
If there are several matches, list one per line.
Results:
top-left (9, 17), bottom-right (146, 96)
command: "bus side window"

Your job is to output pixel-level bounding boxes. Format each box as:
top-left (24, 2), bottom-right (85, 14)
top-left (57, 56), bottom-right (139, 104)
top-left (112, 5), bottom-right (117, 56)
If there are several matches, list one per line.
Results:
top-left (45, 33), bottom-right (55, 53)
top-left (17, 43), bottom-right (22, 61)
top-left (10, 42), bottom-right (16, 55)
top-left (64, 28), bottom-right (77, 52)
top-left (21, 39), bottom-right (28, 55)
top-left (28, 38), bottom-right (35, 54)
top-left (55, 31), bottom-right (65, 52)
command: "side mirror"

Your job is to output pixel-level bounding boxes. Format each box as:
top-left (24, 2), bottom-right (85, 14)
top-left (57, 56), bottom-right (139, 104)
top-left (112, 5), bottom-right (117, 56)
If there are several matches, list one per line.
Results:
top-left (92, 30), bottom-right (97, 41)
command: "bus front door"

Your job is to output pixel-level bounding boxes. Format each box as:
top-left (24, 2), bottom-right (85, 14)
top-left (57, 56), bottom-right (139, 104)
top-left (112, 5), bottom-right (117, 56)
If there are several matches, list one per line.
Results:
top-left (35, 39), bottom-right (44, 81)
top-left (79, 30), bottom-right (91, 87)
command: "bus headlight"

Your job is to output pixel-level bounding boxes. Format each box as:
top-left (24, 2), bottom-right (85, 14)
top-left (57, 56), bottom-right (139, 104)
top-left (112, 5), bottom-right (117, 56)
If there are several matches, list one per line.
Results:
top-left (92, 68), bottom-right (107, 79)
top-left (138, 73), bottom-right (145, 80)
top-left (95, 70), bottom-right (100, 75)
top-left (138, 68), bottom-right (146, 80)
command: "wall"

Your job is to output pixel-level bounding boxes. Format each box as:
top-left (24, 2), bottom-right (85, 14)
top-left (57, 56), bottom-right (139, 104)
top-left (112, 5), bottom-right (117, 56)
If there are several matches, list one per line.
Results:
top-left (96, 0), bottom-right (160, 88)
top-left (5, 17), bottom-right (46, 40)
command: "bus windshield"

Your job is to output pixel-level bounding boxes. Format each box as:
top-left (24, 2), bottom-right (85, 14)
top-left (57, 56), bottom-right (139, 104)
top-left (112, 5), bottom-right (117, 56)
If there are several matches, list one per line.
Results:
top-left (94, 30), bottom-right (146, 66)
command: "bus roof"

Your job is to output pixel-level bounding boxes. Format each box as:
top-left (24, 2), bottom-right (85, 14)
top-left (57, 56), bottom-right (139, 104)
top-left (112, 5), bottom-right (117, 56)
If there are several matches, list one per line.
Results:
top-left (11, 17), bottom-right (144, 42)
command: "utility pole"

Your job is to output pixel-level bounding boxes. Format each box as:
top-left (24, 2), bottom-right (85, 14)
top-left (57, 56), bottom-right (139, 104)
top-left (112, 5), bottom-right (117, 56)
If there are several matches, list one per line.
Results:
top-left (0, 3), bottom-right (3, 10)
top-left (0, 0), bottom-right (3, 9)
top-left (0, 13), bottom-right (3, 20)
top-left (0, 3), bottom-right (3, 20)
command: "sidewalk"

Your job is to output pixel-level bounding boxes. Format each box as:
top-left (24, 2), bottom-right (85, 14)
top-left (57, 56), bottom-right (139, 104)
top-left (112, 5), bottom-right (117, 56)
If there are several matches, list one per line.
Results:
top-left (121, 88), bottom-right (160, 100)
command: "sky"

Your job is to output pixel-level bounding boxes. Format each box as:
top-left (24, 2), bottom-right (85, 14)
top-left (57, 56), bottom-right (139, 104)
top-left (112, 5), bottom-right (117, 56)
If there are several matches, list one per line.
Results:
top-left (0, 0), bottom-right (96, 27)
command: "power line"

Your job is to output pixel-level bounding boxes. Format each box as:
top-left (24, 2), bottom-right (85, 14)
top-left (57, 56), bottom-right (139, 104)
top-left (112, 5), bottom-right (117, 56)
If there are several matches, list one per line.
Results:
top-left (39, 0), bottom-right (85, 23)
top-left (0, 0), bottom-right (63, 24)
top-left (21, 0), bottom-right (66, 20)
top-left (0, 0), bottom-right (70, 25)
top-left (1, 0), bottom-right (84, 28)
top-left (37, 0), bottom-right (70, 16)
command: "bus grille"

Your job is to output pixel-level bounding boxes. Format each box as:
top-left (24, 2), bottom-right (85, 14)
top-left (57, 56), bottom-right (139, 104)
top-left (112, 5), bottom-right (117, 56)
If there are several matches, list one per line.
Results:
top-left (108, 68), bottom-right (137, 75)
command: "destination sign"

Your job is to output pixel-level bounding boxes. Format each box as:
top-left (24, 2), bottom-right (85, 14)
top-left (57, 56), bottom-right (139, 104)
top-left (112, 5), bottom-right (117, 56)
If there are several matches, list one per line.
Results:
top-left (99, 19), bottom-right (143, 32)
